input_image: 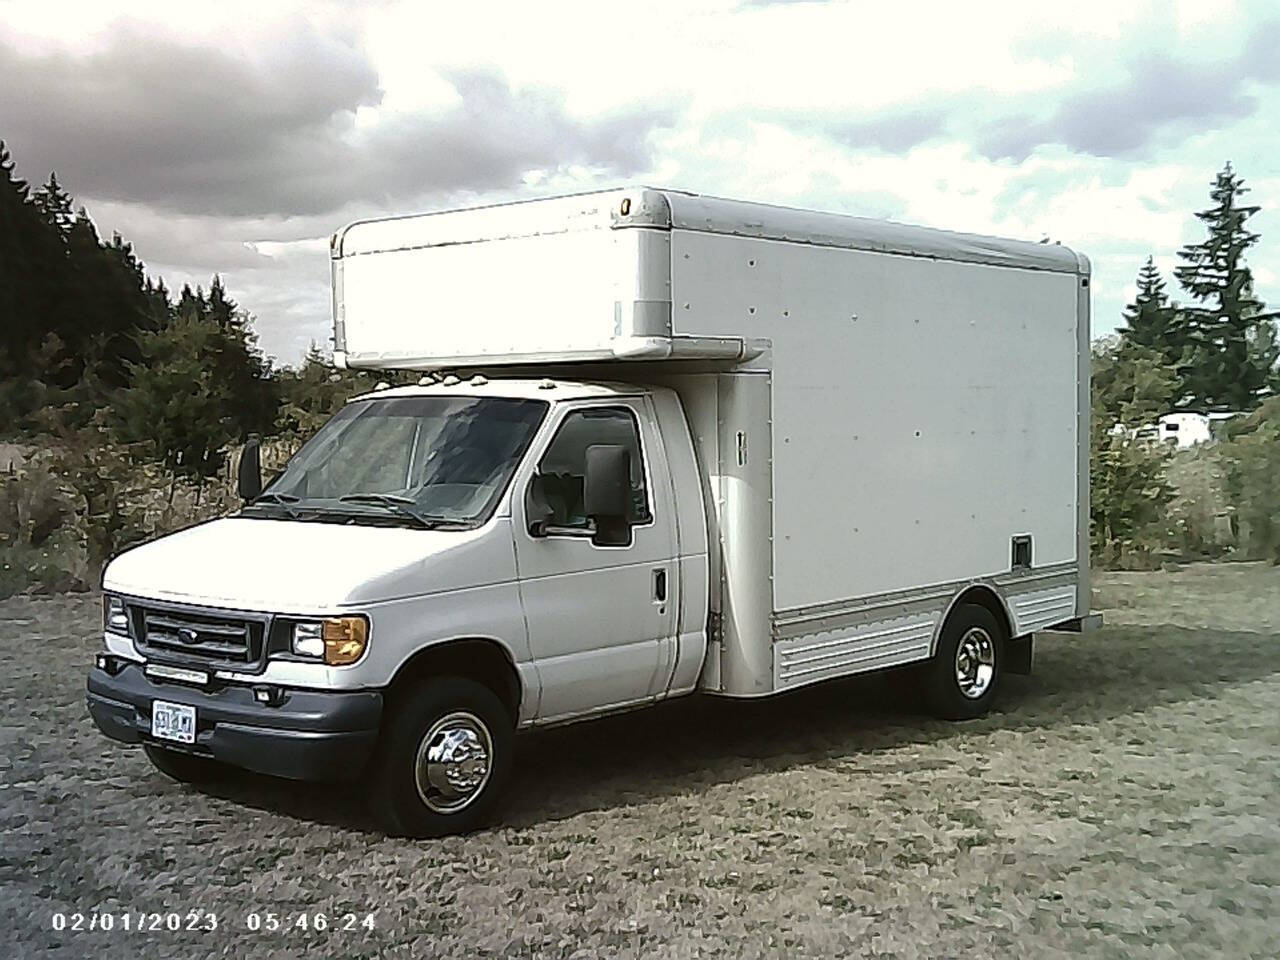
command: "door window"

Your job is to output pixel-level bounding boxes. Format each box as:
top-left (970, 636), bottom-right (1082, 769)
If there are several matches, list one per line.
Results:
top-left (535, 407), bottom-right (652, 531)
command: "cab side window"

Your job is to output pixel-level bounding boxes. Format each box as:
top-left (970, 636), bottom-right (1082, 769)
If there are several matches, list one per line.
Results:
top-left (537, 407), bottom-right (651, 531)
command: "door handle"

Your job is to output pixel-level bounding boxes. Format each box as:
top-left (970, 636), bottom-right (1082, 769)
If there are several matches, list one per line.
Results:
top-left (652, 568), bottom-right (667, 603)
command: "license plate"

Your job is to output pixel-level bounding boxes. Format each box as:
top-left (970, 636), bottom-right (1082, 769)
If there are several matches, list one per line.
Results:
top-left (151, 700), bottom-right (196, 744)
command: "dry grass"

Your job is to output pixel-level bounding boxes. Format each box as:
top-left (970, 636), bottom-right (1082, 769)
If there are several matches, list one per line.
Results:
top-left (1, 563), bottom-right (1277, 958)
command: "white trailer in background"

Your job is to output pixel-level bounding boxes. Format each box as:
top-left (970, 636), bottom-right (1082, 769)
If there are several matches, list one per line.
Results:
top-left (90, 188), bottom-right (1097, 836)
top-left (1157, 412), bottom-right (1213, 448)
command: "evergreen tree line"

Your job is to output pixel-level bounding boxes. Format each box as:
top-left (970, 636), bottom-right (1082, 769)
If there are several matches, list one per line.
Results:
top-left (0, 139), bottom-right (393, 487)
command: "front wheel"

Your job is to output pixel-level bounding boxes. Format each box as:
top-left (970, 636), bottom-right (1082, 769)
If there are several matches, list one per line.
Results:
top-left (924, 603), bottom-right (1005, 720)
top-left (368, 677), bottom-right (513, 838)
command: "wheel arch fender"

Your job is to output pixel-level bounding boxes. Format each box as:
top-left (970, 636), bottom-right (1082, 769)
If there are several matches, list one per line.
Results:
top-left (385, 636), bottom-right (530, 726)
top-left (930, 582), bottom-right (1015, 658)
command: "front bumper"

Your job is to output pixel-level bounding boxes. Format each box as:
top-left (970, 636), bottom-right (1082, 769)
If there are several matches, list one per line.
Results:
top-left (86, 661), bottom-right (382, 782)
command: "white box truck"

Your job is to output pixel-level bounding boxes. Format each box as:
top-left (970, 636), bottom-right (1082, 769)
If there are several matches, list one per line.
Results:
top-left (88, 188), bottom-right (1098, 836)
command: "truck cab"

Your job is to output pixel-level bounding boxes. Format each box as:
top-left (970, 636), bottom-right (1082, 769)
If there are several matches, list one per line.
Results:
top-left (89, 377), bottom-right (710, 835)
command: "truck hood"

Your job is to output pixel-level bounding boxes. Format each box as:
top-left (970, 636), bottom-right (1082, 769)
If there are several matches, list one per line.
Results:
top-left (102, 516), bottom-right (515, 613)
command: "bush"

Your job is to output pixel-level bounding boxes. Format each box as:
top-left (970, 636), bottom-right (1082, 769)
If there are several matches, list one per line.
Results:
top-left (47, 419), bottom-right (149, 572)
top-left (1165, 447), bottom-right (1232, 561)
top-left (0, 455), bottom-right (70, 548)
top-left (0, 538), bottom-right (86, 599)
top-left (0, 455), bottom-right (88, 599)
top-left (1090, 421), bottom-right (1177, 569)
top-left (1220, 397), bottom-right (1280, 563)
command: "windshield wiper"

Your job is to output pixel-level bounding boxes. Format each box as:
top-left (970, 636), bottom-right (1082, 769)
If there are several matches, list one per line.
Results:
top-left (337, 494), bottom-right (439, 529)
top-left (246, 491), bottom-right (301, 518)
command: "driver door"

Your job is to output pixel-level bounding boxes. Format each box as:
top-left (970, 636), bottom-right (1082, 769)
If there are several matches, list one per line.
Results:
top-left (514, 400), bottom-right (678, 722)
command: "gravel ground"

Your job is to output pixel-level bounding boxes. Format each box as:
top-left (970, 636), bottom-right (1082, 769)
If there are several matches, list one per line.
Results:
top-left (1, 563), bottom-right (1278, 959)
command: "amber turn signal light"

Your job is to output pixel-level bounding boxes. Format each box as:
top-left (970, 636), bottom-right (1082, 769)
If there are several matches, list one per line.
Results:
top-left (321, 617), bottom-right (369, 665)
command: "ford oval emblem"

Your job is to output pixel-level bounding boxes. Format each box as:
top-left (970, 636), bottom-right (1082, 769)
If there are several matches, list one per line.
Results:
top-left (178, 627), bottom-right (200, 645)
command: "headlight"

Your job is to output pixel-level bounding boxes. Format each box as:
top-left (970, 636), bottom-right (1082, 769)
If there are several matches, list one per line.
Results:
top-left (291, 616), bottom-right (369, 665)
top-left (103, 596), bottom-right (129, 635)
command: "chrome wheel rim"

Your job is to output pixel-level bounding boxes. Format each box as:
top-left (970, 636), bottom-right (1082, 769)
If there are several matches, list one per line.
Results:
top-left (414, 711), bottom-right (493, 814)
top-left (955, 627), bottom-right (996, 699)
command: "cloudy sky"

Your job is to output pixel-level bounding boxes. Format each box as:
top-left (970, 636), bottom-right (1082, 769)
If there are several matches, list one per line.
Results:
top-left (2, 0), bottom-right (1278, 364)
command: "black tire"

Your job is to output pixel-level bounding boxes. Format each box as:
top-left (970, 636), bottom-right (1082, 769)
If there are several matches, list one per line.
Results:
top-left (924, 603), bottom-right (1005, 720)
top-left (143, 743), bottom-right (229, 783)
top-left (368, 677), bottom-right (513, 838)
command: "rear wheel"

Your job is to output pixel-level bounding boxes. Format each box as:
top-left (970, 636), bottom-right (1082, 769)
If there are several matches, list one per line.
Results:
top-left (368, 677), bottom-right (513, 838)
top-left (143, 743), bottom-right (228, 783)
top-left (924, 603), bottom-right (1005, 720)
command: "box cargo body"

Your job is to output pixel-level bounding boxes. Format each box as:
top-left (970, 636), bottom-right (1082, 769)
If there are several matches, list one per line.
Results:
top-left (333, 188), bottom-right (1091, 697)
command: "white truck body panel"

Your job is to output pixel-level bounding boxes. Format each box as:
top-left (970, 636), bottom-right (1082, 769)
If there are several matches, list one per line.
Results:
top-left (670, 230), bottom-right (1080, 607)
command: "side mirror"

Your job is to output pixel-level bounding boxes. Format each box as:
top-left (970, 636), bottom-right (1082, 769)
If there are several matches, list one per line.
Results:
top-left (524, 474), bottom-right (554, 537)
top-left (238, 435), bottom-right (262, 501)
top-left (584, 445), bottom-right (631, 546)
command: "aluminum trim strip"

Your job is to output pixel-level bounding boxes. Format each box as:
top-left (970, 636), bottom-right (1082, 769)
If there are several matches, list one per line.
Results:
top-left (779, 641), bottom-right (932, 682)
top-left (780, 620), bottom-right (935, 670)
top-left (772, 562), bottom-right (1078, 641)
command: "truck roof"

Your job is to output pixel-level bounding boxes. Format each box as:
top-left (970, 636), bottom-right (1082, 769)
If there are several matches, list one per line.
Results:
top-left (335, 186), bottom-right (1086, 275)
top-left (349, 377), bottom-right (647, 404)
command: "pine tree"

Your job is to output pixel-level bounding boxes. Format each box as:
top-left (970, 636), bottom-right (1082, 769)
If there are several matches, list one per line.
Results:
top-left (0, 142), bottom-right (35, 378)
top-left (1119, 256), bottom-right (1190, 390)
top-left (1175, 163), bottom-right (1280, 410)
top-left (0, 145), bottom-right (69, 426)
top-left (32, 173), bottom-right (75, 238)
top-left (1122, 257), bottom-right (1172, 350)
top-left (176, 277), bottom-right (280, 439)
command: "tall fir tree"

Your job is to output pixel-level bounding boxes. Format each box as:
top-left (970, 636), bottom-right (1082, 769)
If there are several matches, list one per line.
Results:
top-left (0, 142), bottom-right (35, 377)
top-left (0, 146), bottom-right (69, 422)
top-left (170, 279), bottom-right (279, 441)
top-left (1119, 256), bottom-right (1188, 383)
top-left (1174, 162), bottom-right (1280, 410)
top-left (32, 172), bottom-right (75, 238)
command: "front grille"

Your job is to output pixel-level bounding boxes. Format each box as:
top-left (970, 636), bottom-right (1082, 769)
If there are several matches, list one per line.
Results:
top-left (131, 603), bottom-right (266, 667)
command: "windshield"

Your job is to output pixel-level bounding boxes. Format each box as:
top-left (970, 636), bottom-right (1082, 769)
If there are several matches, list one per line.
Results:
top-left (260, 395), bottom-right (547, 526)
